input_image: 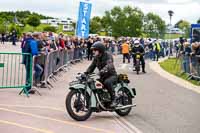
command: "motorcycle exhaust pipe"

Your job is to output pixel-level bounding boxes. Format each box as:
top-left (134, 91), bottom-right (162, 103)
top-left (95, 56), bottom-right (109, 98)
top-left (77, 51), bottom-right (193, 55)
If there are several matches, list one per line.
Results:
top-left (116, 104), bottom-right (136, 110)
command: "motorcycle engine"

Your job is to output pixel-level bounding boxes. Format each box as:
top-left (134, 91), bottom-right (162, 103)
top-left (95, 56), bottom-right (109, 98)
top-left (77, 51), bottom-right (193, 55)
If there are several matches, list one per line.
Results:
top-left (99, 89), bottom-right (111, 103)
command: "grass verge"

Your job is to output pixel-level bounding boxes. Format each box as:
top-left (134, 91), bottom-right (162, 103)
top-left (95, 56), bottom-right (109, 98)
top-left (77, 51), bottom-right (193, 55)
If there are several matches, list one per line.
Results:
top-left (159, 58), bottom-right (200, 86)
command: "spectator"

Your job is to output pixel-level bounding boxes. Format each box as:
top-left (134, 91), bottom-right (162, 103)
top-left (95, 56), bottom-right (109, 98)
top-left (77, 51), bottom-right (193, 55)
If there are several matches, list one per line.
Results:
top-left (87, 37), bottom-right (93, 61)
top-left (191, 42), bottom-right (199, 75)
top-left (121, 40), bottom-right (130, 63)
top-left (58, 33), bottom-right (65, 49)
top-left (1, 33), bottom-right (5, 44)
top-left (181, 42), bottom-right (191, 73)
top-left (153, 40), bottom-right (161, 61)
top-left (23, 33), bottom-right (39, 94)
top-left (80, 38), bottom-right (86, 60)
top-left (32, 33), bottom-right (44, 86)
top-left (11, 30), bottom-right (17, 45)
top-left (148, 39), bottom-right (154, 60)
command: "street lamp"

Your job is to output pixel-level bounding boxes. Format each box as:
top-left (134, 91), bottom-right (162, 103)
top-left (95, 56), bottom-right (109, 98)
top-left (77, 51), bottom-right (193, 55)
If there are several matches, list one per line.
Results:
top-left (168, 10), bottom-right (174, 40)
top-left (168, 10), bottom-right (174, 26)
top-left (183, 27), bottom-right (186, 38)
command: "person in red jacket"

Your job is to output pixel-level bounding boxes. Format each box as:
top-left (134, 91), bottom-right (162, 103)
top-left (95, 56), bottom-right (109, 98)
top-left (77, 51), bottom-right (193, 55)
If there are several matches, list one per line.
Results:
top-left (59, 33), bottom-right (65, 49)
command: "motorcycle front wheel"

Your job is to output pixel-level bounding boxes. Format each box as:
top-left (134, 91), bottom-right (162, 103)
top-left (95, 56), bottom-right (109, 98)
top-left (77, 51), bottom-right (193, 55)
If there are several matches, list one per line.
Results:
top-left (66, 90), bottom-right (92, 121)
top-left (135, 60), bottom-right (140, 75)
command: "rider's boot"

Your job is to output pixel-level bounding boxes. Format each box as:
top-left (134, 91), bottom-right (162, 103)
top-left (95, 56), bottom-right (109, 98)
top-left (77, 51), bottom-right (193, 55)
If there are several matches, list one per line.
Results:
top-left (142, 68), bottom-right (146, 73)
top-left (110, 92), bottom-right (117, 108)
top-left (142, 65), bottom-right (146, 73)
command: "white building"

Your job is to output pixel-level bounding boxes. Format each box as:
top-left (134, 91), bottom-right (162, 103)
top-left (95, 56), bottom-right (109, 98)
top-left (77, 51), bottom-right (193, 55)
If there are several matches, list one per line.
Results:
top-left (166, 25), bottom-right (184, 34)
top-left (41, 18), bottom-right (75, 31)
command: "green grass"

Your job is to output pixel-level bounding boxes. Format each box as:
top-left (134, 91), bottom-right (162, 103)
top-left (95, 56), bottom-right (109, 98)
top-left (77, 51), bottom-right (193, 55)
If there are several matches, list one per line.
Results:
top-left (159, 58), bottom-right (200, 86)
top-left (164, 33), bottom-right (182, 39)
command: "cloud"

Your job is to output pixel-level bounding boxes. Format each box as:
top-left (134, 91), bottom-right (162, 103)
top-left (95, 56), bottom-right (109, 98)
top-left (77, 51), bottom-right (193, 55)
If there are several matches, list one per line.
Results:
top-left (0, 0), bottom-right (199, 24)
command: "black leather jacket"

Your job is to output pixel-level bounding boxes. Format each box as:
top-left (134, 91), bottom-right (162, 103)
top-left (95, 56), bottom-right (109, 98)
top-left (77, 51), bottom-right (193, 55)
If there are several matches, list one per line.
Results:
top-left (86, 52), bottom-right (117, 80)
top-left (131, 45), bottom-right (145, 55)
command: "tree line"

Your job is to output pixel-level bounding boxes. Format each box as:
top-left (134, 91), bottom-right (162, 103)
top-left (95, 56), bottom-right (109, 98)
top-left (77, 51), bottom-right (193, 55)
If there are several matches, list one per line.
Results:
top-left (0, 8), bottom-right (199, 38)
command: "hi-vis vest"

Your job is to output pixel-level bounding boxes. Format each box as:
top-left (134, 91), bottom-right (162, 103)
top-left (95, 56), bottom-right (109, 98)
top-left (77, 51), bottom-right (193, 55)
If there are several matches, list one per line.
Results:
top-left (154, 43), bottom-right (161, 52)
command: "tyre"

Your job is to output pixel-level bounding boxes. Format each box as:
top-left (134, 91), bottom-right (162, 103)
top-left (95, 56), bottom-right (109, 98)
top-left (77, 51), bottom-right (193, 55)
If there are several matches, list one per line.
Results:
top-left (136, 65), bottom-right (140, 75)
top-left (66, 90), bottom-right (92, 121)
top-left (136, 70), bottom-right (139, 75)
top-left (135, 60), bottom-right (140, 75)
top-left (115, 88), bottom-right (132, 116)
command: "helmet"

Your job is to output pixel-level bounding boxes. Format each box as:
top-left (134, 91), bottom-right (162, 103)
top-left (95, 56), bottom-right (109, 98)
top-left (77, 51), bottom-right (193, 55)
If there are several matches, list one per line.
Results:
top-left (134, 40), bottom-right (140, 44)
top-left (91, 41), bottom-right (106, 53)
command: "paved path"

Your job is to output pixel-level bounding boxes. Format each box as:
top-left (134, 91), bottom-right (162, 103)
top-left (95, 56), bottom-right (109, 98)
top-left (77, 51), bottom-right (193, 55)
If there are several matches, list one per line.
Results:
top-left (114, 56), bottom-right (200, 133)
top-left (0, 43), bottom-right (137, 133)
top-left (1, 43), bottom-right (200, 133)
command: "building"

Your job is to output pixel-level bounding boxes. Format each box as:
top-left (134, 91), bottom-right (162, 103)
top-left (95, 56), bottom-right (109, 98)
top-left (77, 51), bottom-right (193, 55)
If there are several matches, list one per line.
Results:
top-left (166, 25), bottom-right (184, 34)
top-left (40, 18), bottom-right (75, 31)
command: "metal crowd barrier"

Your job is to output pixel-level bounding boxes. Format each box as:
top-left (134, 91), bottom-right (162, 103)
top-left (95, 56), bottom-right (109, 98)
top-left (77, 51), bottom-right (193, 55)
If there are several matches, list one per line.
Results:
top-left (0, 52), bottom-right (32, 97)
top-left (180, 54), bottom-right (200, 84)
top-left (188, 55), bottom-right (200, 82)
top-left (30, 48), bottom-right (84, 94)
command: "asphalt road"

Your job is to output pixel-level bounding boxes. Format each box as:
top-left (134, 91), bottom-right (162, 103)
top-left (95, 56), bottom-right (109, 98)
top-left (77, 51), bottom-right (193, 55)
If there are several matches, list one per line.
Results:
top-left (114, 56), bottom-right (200, 133)
top-left (1, 43), bottom-right (200, 133)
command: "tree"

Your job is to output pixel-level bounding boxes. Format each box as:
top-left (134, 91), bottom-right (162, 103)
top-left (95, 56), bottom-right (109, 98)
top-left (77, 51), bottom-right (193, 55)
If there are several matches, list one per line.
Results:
top-left (8, 24), bottom-right (22, 36)
top-left (197, 18), bottom-right (200, 24)
top-left (43, 26), bottom-right (57, 32)
top-left (0, 11), bottom-right (53, 24)
top-left (143, 13), bottom-right (166, 38)
top-left (90, 16), bottom-right (102, 34)
top-left (175, 20), bottom-right (190, 38)
top-left (101, 11), bottom-right (112, 34)
top-left (0, 24), bottom-right (6, 33)
top-left (168, 10), bottom-right (174, 25)
top-left (101, 6), bottom-right (144, 37)
top-left (26, 15), bottom-right (41, 27)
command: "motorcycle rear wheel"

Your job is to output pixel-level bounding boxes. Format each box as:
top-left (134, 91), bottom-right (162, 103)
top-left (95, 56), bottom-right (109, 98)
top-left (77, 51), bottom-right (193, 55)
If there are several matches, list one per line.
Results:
top-left (115, 88), bottom-right (132, 116)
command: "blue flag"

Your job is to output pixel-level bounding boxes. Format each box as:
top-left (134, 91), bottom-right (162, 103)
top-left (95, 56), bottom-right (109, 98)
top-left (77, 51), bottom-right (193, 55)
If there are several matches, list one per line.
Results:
top-left (76, 0), bottom-right (92, 38)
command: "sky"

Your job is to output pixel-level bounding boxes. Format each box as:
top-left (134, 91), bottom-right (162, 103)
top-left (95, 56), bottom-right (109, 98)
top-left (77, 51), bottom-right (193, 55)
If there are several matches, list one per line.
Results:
top-left (0, 0), bottom-right (200, 25)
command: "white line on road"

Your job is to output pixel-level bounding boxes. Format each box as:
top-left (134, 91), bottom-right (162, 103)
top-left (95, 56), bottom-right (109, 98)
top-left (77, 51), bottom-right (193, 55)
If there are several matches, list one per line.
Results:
top-left (112, 113), bottom-right (143, 133)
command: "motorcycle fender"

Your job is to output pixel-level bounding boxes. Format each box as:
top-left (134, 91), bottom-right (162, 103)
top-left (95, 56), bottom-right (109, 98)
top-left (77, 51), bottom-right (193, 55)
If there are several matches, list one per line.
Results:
top-left (69, 84), bottom-right (97, 108)
top-left (115, 83), bottom-right (135, 98)
top-left (69, 83), bottom-right (86, 90)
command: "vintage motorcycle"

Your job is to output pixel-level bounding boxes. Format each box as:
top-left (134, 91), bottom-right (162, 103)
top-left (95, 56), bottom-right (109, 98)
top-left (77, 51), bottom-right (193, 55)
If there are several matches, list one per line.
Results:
top-left (65, 73), bottom-right (136, 121)
top-left (134, 52), bottom-right (141, 75)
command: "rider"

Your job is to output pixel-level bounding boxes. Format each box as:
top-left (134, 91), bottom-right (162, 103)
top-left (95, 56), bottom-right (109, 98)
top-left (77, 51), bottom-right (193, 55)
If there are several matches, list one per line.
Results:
top-left (131, 40), bottom-right (146, 73)
top-left (85, 41), bottom-right (118, 107)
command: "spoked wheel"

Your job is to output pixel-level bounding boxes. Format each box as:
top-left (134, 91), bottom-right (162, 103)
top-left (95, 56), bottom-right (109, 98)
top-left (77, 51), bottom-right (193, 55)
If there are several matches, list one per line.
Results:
top-left (66, 90), bottom-right (92, 121)
top-left (115, 88), bottom-right (132, 116)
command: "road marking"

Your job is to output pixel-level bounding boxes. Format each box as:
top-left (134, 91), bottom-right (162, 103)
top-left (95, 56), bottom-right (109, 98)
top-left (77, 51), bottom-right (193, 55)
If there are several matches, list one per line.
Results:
top-left (112, 113), bottom-right (143, 133)
top-left (0, 104), bottom-right (117, 123)
top-left (0, 104), bottom-right (142, 133)
top-left (0, 104), bottom-right (65, 112)
top-left (0, 120), bottom-right (54, 133)
top-left (116, 63), bottom-right (143, 133)
top-left (0, 107), bottom-right (114, 133)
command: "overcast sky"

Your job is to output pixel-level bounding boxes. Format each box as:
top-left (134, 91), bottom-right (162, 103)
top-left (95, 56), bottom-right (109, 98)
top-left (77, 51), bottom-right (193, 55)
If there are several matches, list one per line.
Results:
top-left (0, 0), bottom-right (199, 25)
